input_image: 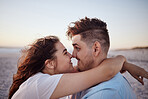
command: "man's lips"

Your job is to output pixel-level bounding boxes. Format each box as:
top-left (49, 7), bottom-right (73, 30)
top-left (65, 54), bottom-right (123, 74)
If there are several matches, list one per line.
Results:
top-left (77, 60), bottom-right (80, 66)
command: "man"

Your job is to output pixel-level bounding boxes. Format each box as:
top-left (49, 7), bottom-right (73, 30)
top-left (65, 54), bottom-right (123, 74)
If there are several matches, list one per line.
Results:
top-left (66, 17), bottom-right (137, 99)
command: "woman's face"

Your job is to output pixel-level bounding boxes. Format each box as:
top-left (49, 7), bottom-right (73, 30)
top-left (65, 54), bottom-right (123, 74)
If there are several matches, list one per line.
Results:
top-left (54, 41), bottom-right (74, 73)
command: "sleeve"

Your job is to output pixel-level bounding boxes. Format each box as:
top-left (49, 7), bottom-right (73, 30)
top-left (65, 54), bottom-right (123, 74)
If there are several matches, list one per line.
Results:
top-left (85, 88), bottom-right (120, 99)
top-left (37, 74), bottom-right (63, 99)
top-left (71, 92), bottom-right (82, 99)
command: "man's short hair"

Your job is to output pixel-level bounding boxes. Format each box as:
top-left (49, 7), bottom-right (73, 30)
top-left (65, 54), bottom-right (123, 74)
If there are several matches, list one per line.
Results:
top-left (66, 17), bottom-right (110, 53)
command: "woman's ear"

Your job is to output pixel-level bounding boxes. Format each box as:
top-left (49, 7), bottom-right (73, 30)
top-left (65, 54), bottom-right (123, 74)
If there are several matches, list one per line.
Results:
top-left (92, 41), bottom-right (101, 57)
top-left (45, 59), bottom-right (56, 69)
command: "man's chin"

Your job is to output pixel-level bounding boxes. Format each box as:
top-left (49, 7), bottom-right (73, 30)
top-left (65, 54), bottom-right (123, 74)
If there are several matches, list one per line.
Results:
top-left (77, 68), bottom-right (82, 72)
top-left (77, 63), bottom-right (84, 72)
top-left (77, 66), bottom-right (84, 72)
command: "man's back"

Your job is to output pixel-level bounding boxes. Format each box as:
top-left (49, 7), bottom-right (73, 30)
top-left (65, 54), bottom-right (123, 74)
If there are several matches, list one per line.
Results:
top-left (72, 73), bottom-right (136, 99)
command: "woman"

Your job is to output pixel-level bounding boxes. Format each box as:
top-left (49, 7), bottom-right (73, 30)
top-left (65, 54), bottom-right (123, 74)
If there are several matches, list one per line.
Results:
top-left (9, 36), bottom-right (147, 99)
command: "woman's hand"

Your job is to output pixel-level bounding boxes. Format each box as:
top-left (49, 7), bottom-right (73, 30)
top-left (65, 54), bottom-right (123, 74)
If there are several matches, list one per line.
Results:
top-left (123, 62), bottom-right (148, 85)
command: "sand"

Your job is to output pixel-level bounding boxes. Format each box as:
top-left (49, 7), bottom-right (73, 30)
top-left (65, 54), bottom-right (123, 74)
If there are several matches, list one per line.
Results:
top-left (108, 49), bottom-right (148, 99)
top-left (0, 48), bottom-right (148, 99)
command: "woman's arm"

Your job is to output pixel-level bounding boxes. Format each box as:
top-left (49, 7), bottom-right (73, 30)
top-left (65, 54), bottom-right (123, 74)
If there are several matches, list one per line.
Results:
top-left (122, 62), bottom-right (148, 85)
top-left (50, 55), bottom-right (125, 98)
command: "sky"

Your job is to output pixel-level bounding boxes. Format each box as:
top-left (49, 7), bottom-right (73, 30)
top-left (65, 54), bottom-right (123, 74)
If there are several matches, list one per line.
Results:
top-left (0, 0), bottom-right (148, 50)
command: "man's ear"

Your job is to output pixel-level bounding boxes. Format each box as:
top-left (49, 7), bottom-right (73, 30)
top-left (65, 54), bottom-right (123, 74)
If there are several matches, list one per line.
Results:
top-left (92, 41), bottom-right (101, 57)
top-left (45, 59), bottom-right (56, 69)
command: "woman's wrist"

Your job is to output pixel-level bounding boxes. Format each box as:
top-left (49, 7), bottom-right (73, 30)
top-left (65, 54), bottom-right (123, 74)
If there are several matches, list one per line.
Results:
top-left (122, 61), bottom-right (130, 72)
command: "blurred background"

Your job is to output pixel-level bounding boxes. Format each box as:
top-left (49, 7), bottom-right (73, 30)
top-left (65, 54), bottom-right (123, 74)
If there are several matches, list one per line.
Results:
top-left (0, 0), bottom-right (148, 99)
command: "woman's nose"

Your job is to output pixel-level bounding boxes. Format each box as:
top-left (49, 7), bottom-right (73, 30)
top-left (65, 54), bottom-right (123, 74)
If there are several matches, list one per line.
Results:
top-left (68, 52), bottom-right (72, 58)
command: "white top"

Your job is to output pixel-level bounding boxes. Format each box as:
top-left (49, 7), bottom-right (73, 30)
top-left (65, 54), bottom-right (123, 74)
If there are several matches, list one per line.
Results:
top-left (12, 72), bottom-right (63, 99)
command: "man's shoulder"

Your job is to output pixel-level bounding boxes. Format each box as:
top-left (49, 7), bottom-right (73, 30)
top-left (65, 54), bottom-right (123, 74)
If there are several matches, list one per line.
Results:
top-left (90, 73), bottom-right (123, 90)
top-left (81, 73), bottom-right (136, 99)
top-left (80, 81), bottom-right (119, 99)
top-left (82, 73), bottom-right (124, 97)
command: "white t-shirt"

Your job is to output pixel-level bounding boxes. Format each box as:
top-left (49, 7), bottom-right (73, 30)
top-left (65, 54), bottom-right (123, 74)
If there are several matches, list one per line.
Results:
top-left (12, 72), bottom-right (63, 99)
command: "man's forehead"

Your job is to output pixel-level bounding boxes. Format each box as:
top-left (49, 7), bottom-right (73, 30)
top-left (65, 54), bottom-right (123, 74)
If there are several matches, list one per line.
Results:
top-left (72, 35), bottom-right (81, 44)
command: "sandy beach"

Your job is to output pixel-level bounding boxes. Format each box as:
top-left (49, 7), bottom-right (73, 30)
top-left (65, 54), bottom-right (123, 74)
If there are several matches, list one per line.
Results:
top-left (108, 49), bottom-right (148, 99)
top-left (0, 48), bottom-right (148, 99)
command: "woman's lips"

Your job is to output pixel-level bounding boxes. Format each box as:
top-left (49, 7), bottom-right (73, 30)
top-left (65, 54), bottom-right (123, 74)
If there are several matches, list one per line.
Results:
top-left (70, 61), bottom-right (73, 64)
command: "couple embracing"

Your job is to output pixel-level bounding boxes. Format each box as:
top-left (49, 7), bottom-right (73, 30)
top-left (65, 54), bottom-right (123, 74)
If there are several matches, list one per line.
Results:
top-left (9, 17), bottom-right (148, 99)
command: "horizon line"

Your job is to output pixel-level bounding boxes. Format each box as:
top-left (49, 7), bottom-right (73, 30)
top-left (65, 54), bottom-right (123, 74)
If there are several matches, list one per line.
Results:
top-left (0, 46), bottom-right (148, 50)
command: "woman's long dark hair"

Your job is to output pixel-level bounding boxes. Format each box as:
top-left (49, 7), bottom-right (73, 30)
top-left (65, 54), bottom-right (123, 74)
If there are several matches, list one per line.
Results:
top-left (8, 36), bottom-right (59, 99)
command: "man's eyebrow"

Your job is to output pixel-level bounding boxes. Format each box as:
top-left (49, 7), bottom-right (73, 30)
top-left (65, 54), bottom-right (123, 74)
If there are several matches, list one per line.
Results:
top-left (72, 43), bottom-right (79, 46)
top-left (63, 49), bottom-right (67, 53)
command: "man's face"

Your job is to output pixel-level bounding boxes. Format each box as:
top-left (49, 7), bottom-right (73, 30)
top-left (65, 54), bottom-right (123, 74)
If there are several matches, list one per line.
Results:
top-left (72, 35), bottom-right (94, 71)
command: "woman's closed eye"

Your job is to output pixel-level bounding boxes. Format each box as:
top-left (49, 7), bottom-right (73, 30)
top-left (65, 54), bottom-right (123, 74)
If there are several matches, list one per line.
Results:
top-left (64, 51), bottom-right (68, 55)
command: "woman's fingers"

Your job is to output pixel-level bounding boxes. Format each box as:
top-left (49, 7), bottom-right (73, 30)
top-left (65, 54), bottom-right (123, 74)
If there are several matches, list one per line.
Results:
top-left (134, 76), bottom-right (144, 85)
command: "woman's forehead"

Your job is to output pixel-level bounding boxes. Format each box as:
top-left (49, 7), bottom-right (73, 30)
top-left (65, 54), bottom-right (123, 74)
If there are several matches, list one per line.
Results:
top-left (55, 41), bottom-right (65, 51)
